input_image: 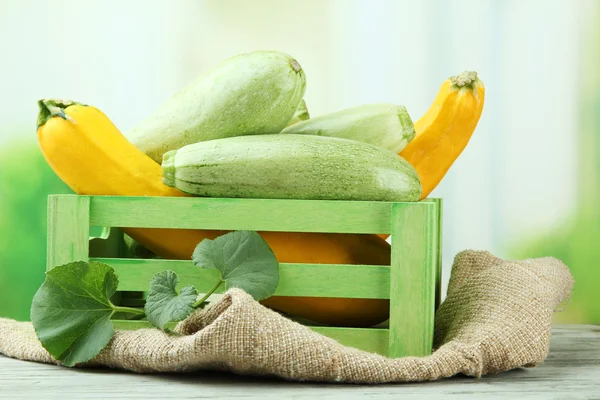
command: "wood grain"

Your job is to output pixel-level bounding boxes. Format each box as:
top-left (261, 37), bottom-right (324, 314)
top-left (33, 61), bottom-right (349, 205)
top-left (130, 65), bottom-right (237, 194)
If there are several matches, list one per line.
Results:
top-left (91, 258), bottom-right (390, 299)
top-left (0, 325), bottom-right (597, 399)
top-left (433, 198), bottom-right (443, 308)
top-left (388, 202), bottom-right (437, 358)
top-left (88, 195), bottom-right (393, 234)
top-left (46, 195), bottom-right (90, 271)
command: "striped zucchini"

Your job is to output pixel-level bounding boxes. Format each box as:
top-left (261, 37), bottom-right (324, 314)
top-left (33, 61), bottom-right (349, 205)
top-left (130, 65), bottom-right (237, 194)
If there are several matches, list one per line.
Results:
top-left (161, 134), bottom-right (421, 202)
top-left (280, 103), bottom-right (415, 153)
top-left (286, 99), bottom-right (310, 126)
top-left (130, 51), bottom-right (306, 163)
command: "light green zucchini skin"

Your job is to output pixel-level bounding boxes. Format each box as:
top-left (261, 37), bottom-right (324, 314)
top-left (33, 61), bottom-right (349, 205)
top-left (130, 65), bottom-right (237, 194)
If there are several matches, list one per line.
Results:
top-left (130, 51), bottom-right (306, 163)
top-left (285, 99), bottom-right (310, 127)
top-left (280, 103), bottom-right (415, 153)
top-left (161, 134), bottom-right (421, 202)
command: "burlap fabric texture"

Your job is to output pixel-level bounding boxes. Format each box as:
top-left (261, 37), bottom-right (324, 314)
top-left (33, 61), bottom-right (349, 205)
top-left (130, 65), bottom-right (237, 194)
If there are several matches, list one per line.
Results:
top-left (0, 250), bottom-right (573, 383)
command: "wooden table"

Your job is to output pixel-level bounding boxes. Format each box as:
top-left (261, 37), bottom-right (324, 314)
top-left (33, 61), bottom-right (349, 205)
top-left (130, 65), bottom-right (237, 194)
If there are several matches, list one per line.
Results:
top-left (1, 325), bottom-right (598, 399)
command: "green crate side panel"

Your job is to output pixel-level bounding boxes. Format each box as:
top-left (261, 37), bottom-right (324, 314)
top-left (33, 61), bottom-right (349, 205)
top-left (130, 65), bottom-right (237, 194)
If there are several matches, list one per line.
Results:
top-left (46, 194), bottom-right (442, 358)
top-left (309, 326), bottom-right (388, 356)
top-left (434, 198), bottom-right (443, 308)
top-left (84, 195), bottom-right (396, 234)
top-left (47, 195), bottom-right (90, 271)
top-left (111, 320), bottom-right (389, 356)
top-left (388, 202), bottom-right (437, 358)
top-left (91, 258), bottom-right (391, 299)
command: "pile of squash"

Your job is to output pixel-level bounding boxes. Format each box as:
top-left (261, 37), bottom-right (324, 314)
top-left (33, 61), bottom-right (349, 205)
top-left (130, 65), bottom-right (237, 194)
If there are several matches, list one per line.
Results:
top-left (36, 51), bottom-right (484, 327)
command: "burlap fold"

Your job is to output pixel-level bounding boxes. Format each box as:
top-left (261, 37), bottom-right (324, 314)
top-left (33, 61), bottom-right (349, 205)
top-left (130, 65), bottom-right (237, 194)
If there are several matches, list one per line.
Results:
top-left (0, 250), bottom-right (573, 383)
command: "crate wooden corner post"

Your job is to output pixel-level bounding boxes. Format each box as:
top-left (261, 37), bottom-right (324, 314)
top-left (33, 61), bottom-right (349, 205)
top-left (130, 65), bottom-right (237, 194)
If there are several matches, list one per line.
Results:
top-left (388, 200), bottom-right (439, 358)
top-left (46, 194), bottom-right (91, 271)
top-left (432, 198), bottom-right (443, 309)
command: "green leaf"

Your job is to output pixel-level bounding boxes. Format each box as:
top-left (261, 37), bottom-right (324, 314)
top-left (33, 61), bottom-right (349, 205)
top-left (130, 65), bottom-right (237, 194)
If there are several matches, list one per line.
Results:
top-left (192, 231), bottom-right (279, 301)
top-left (144, 270), bottom-right (198, 330)
top-left (30, 261), bottom-right (119, 367)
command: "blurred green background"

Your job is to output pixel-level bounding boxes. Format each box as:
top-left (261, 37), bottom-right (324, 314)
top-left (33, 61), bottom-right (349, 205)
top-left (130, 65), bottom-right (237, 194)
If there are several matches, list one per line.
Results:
top-left (0, 0), bottom-right (598, 323)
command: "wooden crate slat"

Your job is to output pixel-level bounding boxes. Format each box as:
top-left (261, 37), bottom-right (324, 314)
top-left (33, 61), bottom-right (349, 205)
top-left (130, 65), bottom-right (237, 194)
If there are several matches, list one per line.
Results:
top-left (87, 195), bottom-right (393, 234)
top-left (111, 320), bottom-right (388, 356)
top-left (92, 258), bottom-right (391, 299)
top-left (388, 201), bottom-right (437, 357)
top-left (310, 326), bottom-right (389, 356)
top-left (47, 195), bottom-right (90, 271)
top-left (434, 198), bottom-right (443, 309)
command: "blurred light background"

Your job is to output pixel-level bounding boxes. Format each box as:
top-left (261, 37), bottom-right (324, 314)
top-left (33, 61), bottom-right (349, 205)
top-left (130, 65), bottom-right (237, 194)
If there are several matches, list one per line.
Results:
top-left (0, 0), bottom-right (598, 323)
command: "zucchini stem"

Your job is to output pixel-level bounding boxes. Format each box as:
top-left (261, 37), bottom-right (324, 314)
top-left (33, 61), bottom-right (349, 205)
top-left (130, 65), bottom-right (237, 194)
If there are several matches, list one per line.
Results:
top-left (450, 71), bottom-right (478, 88)
top-left (289, 58), bottom-right (302, 73)
top-left (36, 98), bottom-right (85, 128)
top-left (161, 150), bottom-right (177, 187)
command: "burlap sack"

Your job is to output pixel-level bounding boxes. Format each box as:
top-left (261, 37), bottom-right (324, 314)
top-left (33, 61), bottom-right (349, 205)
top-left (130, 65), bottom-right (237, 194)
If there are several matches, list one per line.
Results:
top-left (0, 250), bottom-right (573, 383)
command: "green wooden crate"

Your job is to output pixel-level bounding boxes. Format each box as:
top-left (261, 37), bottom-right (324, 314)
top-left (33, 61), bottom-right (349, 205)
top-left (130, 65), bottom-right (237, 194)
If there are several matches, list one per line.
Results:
top-left (46, 194), bottom-right (442, 358)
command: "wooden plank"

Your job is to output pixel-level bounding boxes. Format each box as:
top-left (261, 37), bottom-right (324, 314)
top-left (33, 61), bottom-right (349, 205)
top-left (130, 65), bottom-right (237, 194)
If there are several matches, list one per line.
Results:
top-left (111, 320), bottom-right (389, 356)
top-left (46, 195), bottom-right (90, 271)
top-left (88, 195), bottom-right (393, 234)
top-left (388, 202), bottom-right (437, 357)
top-left (310, 326), bottom-right (388, 356)
top-left (91, 258), bottom-right (390, 299)
top-left (432, 198), bottom-right (443, 308)
top-left (0, 325), bottom-right (598, 398)
top-left (436, 198), bottom-right (443, 308)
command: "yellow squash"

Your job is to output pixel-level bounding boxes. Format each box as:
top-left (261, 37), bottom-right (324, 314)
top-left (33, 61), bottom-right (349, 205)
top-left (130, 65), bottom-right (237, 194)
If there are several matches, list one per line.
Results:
top-left (36, 99), bottom-right (392, 327)
top-left (378, 72), bottom-right (484, 241)
top-left (402, 71), bottom-right (485, 199)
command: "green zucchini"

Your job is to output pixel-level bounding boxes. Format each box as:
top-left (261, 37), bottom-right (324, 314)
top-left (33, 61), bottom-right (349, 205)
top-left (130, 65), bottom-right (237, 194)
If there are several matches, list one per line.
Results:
top-left (280, 103), bottom-right (415, 153)
top-left (130, 50), bottom-right (306, 163)
top-left (286, 99), bottom-right (310, 127)
top-left (161, 134), bottom-right (421, 202)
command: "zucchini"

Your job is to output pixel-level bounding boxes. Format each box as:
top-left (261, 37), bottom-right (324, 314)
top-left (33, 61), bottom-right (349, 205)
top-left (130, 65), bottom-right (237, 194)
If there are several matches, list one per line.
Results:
top-left (161, 134), bottom-right (421, 202)
top-left (280, 103), bottom-right (415, 153)
top-left (130, 50), bottom-right (306, 163)
top-left (286, 99), bottom-right (310, 127)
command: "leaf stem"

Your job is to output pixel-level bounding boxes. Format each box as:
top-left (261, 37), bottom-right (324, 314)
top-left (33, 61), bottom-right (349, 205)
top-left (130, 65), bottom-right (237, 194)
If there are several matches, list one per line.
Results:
top-left (113, 306), bottom-right (145, 315)
top-left (193, 280), bottom-right (224, 308)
